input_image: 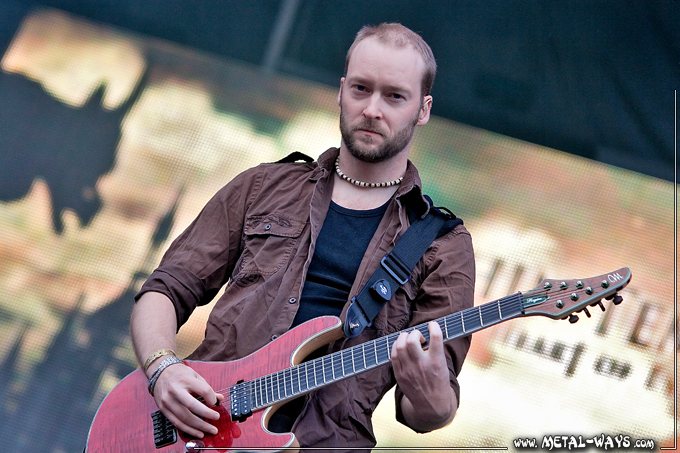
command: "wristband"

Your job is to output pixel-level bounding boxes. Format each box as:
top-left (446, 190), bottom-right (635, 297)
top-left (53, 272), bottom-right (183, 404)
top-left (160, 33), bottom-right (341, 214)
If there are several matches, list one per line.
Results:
top-left (143, 349), bottom-right (176, 371)
top-left (148, 355), bottom-right (183, 396)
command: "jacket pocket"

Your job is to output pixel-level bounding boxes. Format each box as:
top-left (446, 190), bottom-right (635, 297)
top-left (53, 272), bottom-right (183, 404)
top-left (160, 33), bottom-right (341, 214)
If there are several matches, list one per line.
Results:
top-left (234, 213), bottom-right (306, 277)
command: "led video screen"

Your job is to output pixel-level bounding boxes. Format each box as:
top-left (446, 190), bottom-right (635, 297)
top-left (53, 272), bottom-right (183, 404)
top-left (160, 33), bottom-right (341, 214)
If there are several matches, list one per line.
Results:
top-left (0, 8), bottom-right (675, 452)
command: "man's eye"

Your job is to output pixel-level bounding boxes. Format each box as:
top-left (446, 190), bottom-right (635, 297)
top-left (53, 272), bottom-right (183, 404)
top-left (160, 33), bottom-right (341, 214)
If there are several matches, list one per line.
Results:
top-left (392, 94), bottom-right (403, 100)
top-left (356, 85), bottom-right (366, 91)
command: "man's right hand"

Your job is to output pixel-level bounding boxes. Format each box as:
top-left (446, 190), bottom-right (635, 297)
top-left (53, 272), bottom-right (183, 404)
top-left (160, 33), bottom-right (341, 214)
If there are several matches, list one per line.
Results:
top-left (131, 291), bottom-right (225, 439)
top-left (150, 362), bottom-right (225, 439)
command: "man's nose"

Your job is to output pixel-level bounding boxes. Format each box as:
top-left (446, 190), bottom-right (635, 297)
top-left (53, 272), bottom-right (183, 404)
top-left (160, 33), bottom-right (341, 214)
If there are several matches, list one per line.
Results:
top-left (362, 94), bottom-right (383, 119)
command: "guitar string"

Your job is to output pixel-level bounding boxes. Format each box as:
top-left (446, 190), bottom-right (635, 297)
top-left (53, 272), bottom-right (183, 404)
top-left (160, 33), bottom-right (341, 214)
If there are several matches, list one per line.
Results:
top-left (230, 286), bottom-right (604, 412)
top-left (213, 293), bottom-right (528, 412)
top-left (218, 294), bottom-right (528, 410)
top-left (216, 286), bottom-right (604, 412)
top-left (255, 286), bottom-right (598, 412)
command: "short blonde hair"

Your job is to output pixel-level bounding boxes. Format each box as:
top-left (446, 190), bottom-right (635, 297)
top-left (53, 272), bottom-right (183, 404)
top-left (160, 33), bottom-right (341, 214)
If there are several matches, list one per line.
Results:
top-left (344, 23), bottom-right (437, 97)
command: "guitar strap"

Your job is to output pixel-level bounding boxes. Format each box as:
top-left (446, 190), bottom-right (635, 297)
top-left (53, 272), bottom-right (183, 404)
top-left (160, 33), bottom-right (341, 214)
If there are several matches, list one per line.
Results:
top-left (343, 196), bottom-right (463, 338)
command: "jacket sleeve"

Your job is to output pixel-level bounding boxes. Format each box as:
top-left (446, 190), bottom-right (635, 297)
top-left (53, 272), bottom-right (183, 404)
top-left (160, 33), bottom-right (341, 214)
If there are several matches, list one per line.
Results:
top-left (134, 166), bottom-right (261, 328)
top-left (393, 223), bottom-right (475, 432)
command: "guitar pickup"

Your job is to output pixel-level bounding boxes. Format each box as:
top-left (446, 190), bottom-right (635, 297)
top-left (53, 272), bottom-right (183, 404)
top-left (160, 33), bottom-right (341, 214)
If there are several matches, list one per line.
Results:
top-left (230, 381), bottom-right (253, 422)
top-left (151, 410), bottom-right (178, 448)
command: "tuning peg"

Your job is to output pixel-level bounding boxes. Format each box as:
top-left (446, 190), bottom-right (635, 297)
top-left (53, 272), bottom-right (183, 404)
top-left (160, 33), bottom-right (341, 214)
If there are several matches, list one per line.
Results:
top-left (589, 301), bottom-right (605, 312)
top-left (582, 307), bottom-right (591, 318)
top-left (613, 294), bottom-right (623, 305)
top-left (568, 314), bottom-right (579, 324)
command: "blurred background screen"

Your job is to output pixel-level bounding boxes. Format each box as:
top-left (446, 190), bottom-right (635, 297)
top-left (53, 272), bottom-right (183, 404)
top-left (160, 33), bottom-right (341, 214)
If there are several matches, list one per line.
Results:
top-left (0, 4), bottom-right (676, 452)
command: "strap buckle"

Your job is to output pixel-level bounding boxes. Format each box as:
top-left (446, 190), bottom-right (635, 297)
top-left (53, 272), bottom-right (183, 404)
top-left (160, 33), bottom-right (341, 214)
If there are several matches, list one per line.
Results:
top-left (380, 254), bottom-right (410, 285)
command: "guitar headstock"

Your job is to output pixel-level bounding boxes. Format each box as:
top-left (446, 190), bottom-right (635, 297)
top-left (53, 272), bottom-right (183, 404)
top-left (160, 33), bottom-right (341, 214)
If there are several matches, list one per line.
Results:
top-left (520, 267), bottom-right (631, 323)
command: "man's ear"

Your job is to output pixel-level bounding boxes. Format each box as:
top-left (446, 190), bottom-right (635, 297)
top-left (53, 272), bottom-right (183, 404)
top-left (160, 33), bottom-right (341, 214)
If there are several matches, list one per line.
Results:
top-left (417, 95), bottom-right (433, 125)
top-left (337, 78), bottom-right (345, 106)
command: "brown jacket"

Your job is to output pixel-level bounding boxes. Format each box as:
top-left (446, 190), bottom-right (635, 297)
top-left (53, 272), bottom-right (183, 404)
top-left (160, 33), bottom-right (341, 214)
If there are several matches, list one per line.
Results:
top-left (137, 147), bottom-right (475, 450)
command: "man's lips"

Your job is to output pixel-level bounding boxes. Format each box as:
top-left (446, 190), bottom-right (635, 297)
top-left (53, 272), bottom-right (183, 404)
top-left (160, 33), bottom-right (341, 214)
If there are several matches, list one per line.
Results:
top-left (356, 128), bottom-right (383, 137)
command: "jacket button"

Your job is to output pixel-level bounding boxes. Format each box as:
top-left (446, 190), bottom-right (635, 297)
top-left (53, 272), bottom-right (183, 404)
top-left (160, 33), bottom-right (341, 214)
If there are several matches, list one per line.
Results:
top-left (289, 297), bottom-right (297, 304)
top-left (264, 224), bottom-right (272, 231)
top-left (271, 334), bottom-right (278, 341)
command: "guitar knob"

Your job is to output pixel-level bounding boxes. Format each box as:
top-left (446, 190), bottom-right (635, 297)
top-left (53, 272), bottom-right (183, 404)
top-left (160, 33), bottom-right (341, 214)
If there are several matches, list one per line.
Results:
top-left (613, 294), bottom-right (623, 305)
top-left (569, 314), bottom-right (579, 324)
top-left (185, 440), bottom-right (205, 453)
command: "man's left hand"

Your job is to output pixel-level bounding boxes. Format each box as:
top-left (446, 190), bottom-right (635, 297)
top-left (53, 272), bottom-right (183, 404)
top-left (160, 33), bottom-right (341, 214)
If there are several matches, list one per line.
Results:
top-left (391, 321), bottom-right (456, 431)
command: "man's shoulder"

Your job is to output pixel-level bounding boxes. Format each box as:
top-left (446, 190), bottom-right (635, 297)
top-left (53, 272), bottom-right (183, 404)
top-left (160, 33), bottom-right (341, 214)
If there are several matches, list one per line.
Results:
top-left (230, 152), bottom-right (321, 184)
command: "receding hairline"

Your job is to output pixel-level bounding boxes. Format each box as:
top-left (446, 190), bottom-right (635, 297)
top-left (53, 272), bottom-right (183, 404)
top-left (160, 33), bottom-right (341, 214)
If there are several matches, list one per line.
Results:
top-left (344, 23), bottom-right (437, 96)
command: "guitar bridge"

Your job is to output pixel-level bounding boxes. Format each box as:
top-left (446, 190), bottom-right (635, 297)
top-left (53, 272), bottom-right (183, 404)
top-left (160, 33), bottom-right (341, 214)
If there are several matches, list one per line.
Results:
top-left (151, 410), bottom-right (177, 448)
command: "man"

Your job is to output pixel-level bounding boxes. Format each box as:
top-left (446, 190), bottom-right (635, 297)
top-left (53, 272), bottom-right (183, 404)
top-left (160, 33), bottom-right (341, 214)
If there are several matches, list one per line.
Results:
top-left (131, 23), bottom-right (475, 450)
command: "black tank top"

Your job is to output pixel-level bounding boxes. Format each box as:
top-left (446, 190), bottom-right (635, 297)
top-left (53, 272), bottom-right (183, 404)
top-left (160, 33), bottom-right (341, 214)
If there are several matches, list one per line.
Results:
top-left (291, 199), bottom-right (389, 327)
top-left (269, 199), bottom-right (389, 434)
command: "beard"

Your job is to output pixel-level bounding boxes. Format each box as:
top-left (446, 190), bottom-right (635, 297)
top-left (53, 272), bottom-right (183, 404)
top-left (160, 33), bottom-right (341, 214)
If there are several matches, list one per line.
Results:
top-left (339, 100), bottom-right (420, 163)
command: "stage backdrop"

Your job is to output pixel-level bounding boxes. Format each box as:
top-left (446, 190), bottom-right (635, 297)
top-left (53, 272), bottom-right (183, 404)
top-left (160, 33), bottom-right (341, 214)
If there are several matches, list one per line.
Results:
top-left (0, 8), bottom-right (675, 452)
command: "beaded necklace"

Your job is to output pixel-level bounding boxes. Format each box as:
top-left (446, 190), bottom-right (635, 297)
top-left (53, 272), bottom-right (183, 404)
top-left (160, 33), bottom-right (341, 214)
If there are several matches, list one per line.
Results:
top-left (334, 157), bottom-right (403, 188)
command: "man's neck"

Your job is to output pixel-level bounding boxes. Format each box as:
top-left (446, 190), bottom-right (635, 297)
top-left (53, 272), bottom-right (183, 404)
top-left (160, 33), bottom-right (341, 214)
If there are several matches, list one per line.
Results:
top-left (331, 173), bottom-right (399, 210)
top-left (331, 147), bottom-right (408, 210)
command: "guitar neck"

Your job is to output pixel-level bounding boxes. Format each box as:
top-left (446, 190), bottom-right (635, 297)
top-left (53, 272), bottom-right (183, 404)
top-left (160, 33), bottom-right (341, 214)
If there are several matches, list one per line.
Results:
top-left (233, 293), bottom-right (524, 415)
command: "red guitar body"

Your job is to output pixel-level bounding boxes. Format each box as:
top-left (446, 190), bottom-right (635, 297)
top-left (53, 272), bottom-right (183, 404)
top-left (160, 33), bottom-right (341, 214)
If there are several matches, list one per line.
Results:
top-left (86, 316), bottom-right (344, 453)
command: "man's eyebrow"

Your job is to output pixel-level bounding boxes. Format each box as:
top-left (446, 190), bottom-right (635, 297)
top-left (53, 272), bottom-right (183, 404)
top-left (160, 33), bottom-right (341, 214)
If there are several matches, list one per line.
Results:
top-left (346, 77), bottom-right (413, 95)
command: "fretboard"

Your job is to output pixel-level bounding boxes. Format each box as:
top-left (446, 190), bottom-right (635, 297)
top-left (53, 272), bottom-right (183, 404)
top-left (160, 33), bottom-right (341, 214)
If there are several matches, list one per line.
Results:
top-left (230, 293), bottom-right (524, 416)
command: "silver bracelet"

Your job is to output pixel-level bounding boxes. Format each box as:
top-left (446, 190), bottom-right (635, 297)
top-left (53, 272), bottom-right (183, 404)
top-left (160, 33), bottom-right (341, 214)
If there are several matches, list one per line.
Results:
top-left (147, 355), bottom-right (183, 396)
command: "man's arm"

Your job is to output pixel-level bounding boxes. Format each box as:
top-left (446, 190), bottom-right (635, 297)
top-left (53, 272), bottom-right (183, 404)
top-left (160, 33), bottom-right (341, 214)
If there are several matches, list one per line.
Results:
top-left (131, 291), bottom-right (223, 438)
top-left (391, 321), bottom-right (457, 432)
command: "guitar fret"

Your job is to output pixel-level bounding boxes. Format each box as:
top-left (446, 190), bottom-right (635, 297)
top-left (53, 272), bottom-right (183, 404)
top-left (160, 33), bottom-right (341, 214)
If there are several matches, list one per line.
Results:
top-left (351, 348), bottom-right (356, 373)
top-left (461, 314), bottom-right (466, 333)
top-left (323, 354), bottom-right (335, 382)
top-left (328, 355), bottom-right (334, 381)
top-left (316, 358), bottom-right (324, 385)
top-left (362, 344), bottom-right (367, 370)
top-left (270, 373), bottom-right (274, 403)
top-left (374, 342), bottom-right (378, 365)
top-left (279, 371), bottom-right (284, 400)
top-left (304, 362), bottom-right (310, 391)
top-left (313, 360), bottom-right (317, 388)
top-left (270, 374), bottom-right (274, 404)
top-left (478, 306), bottom-right (484, 326)
top-left (287, 369), bottom-right (292, 396)
top-left (260, 377), bottom-right (265, 406)
top-left (274, 372), bottom-right (279, 401)
top-left (296, 367), bottom-right (301, 395)
top-left (497, 300), bottom-right (503, 319)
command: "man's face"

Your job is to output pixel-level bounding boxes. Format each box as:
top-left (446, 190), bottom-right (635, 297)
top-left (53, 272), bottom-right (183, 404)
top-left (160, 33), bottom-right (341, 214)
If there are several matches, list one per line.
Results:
top-left (338, 37), bottom-right (431, 163)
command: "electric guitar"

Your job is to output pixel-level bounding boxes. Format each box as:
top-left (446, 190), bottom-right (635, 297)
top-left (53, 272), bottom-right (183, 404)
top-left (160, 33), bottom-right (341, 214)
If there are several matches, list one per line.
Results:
top-left (86, 267), bottom-right (631, 452)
